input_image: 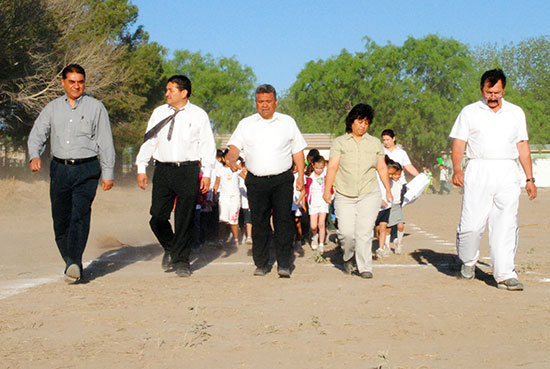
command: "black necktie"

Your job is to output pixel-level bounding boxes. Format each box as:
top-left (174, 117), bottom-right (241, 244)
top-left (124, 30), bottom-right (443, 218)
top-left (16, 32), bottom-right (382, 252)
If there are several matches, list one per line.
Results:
top-left (143, 108), bottom-right (183, 142)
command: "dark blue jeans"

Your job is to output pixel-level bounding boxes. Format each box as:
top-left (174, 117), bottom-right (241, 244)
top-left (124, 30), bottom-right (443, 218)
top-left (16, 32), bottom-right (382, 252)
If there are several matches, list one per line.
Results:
top-left (246, 169), bottom-right (295, 270)
top-left (50, 159), bottom-right (100, 270)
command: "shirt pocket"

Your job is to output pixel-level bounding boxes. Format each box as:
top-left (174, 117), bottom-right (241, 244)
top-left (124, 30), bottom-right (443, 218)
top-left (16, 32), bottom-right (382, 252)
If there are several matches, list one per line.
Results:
top-left (76, 118), bottom-right (94, 137)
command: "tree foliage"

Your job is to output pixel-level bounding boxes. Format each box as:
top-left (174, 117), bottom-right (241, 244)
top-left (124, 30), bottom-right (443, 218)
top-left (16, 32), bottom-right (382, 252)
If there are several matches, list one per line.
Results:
top-left (164, 50), bottom-right (256, 133)
top-left (283, 35), bottom-right (477, 165)
top-left (473, 36), bottom-right (550, 145)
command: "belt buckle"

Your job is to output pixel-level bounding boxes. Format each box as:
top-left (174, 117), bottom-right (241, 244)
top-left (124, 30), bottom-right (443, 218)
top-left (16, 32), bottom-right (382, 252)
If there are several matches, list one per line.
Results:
top-left (175, 162), bottom-right (182, 167)
top-left (67, 159), bottom-right (75, 165)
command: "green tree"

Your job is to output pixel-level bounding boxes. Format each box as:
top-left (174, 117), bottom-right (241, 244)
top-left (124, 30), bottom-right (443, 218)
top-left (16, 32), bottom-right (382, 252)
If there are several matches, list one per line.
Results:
top-left (285, 35), bottom-right (476, 165)
top-left (473, 36), bottom-right (550, 145)
top-left (164, 50), bottom-right (256, 133)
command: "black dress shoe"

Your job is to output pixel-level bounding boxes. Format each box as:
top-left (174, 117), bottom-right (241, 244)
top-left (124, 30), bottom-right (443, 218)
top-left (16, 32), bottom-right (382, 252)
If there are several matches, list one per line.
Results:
top-left (161, 252), bottom-right (172, 271)
top-left (253, 266), bottom-right (269, 276)
top-left (175, 264), bottom-right (191, 277)
top-left (277, 267), bottom-right (291, 278)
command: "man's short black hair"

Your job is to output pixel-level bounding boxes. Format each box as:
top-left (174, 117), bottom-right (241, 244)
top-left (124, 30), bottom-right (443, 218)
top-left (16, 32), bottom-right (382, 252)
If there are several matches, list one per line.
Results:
top-left (61, 64), bottom-right (86, 79)
top-left (480, 69), bottom-right (506, 89)
top-left (255, 84), bottom-right (277, 100)
top-left (168, 75), bottom-right (192, 97)
top-left (345, 103), bottom-right (374, 133)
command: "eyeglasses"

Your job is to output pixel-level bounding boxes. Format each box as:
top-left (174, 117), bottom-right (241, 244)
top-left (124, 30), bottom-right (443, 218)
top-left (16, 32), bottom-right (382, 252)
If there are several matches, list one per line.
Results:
top-left (483, 92), bottom-right (503, 98)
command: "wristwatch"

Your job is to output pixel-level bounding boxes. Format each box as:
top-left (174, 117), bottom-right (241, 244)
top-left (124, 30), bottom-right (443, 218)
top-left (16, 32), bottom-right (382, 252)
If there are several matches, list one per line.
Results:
top-left (526, 178), bottom-right (535, 183)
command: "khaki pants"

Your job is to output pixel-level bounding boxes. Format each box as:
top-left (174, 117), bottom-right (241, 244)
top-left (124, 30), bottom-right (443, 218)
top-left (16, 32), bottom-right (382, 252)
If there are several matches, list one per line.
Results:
top-left (334, 191), bottom-right (381, 273)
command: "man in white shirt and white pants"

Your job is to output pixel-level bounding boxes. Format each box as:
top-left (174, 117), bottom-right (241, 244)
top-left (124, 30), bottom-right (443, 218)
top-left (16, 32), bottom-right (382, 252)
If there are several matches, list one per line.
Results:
top-left (226, 84), bottom-right (306, 278)
top-left (450, 69), bottom-right (537, 291)
top-left (136, 75), bottom-right (216, 277)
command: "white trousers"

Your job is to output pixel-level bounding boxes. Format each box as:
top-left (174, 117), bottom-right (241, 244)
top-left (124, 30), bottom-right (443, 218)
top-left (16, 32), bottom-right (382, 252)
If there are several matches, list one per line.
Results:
top-left (456, 159), bottom-right (521, 282)
top-left (334, 191), bottom-right (381, 273)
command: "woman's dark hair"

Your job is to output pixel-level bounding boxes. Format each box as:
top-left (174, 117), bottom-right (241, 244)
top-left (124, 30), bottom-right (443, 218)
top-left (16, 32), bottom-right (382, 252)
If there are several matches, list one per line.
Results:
top-left (345, 103), bottom-right (374, 133)
top-left (385, 155), bottom-right (402, 171)
top-left (480, 69), bottom-right (506, 89)
top-left (381, 129), bottom-right (395, 139)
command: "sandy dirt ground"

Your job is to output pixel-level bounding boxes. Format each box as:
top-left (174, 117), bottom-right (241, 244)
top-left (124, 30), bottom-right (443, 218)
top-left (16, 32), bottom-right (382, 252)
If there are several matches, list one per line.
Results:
top-left (1, 178), bottom-right (549, 369)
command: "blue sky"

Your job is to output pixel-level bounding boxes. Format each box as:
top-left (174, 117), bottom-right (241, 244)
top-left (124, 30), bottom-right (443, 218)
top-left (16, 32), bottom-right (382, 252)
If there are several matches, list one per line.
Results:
top-left (131, 0), bottom-right (549, 92)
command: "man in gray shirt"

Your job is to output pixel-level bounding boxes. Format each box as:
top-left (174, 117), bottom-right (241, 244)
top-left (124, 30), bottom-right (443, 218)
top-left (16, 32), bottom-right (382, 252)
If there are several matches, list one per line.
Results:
top-left (27, 64), bottom-right (115, 284)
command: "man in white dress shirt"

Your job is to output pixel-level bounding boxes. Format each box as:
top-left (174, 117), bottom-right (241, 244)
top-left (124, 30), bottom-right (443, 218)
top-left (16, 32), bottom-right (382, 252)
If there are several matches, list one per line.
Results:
top-left (136, 75), bottom-right (216, 277)
top-left (226, 84), bottom-right (306, 277)
top-left (450, 69), bottom-right (537, 291)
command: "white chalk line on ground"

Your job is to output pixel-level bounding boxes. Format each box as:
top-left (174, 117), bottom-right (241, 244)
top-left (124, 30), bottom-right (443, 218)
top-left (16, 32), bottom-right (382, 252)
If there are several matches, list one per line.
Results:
top-left (1, 223), bottom-right (547, 299)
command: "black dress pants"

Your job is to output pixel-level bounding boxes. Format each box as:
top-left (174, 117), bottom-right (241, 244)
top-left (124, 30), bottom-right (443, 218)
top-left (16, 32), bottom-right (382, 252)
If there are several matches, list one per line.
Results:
top-left (246, 169), bottom-right (295, 269)
top-left (149, 162), bottom-right (200, 266)
top-left (50, 159), bottom-right (101, 270)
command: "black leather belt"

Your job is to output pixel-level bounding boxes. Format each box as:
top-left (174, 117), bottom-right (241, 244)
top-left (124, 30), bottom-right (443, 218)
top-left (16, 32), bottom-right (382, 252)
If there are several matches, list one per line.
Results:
top-left (154, 160), bottom-right (200, 167)
top-left (53, 156), bottom-right (98, 165)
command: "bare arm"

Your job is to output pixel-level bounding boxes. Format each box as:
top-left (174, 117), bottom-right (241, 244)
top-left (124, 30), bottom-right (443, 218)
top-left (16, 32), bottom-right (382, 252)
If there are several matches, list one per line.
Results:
top-left (404, 164), bottom-right (420, 177)
top-left (213, 176), bottom-right (220, 196)
top-left (292, 150), bottom-right (305, 191)
top-left (376, 156), bottom-right (393, 204)
top-left (451, 139), bottom-right (467, 187)
top-left (323, 156), bottom-right (340, 203)
top-left (226, 145), bottom-right (242, 172)
top-left (517, 140), bottom-right (537, 200)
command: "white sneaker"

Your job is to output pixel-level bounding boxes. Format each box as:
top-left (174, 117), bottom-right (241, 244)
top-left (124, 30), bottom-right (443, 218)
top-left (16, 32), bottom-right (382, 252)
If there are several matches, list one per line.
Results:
top-left (245, 237), bottom-right (252, 244)
top-left (375, 246), bottom-right (391, 258)
top-left (311, 235), bottom-right (318, 250)
top-left (319, 243), bottom-right (324, 253)
top-left (394, 239), bottom-right (403, 255)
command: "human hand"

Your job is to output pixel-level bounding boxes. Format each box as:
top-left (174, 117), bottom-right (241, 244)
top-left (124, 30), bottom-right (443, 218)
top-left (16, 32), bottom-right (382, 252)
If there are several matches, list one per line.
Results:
top-left (452, 170), bottom-right (464, 187)
top-left (29, 158), bottom-right (41, 172)
top-left (102, 180), bottom-right (114, 191)
top-left (137, 173), bottom-right (148, 189)
top-left (200, 177), bottom-right (211, 194)
top-left (526, 181), bottom-right (537, 200)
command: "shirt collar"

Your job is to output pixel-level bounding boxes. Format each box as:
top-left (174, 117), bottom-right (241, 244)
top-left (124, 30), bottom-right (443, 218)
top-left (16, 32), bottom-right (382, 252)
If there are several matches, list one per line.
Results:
top-left (479, 97), bottom-right (510, 112)
top-left (169, 100), bottom-right (189, 112)
top-left (255, 111), bottom-right (279, 123)
top-left (64, 94), bottom-right (85, 108)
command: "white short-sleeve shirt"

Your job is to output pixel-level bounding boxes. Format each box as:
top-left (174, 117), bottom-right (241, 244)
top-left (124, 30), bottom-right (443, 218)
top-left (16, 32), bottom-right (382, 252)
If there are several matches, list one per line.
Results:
top-left (384, 146), bottom-right (411, 183)
top-left (227, 112), bottom-right (307, 176)
top-left (449, 99), bottom-right (528, 160)
top-left (217, 166), bottom-right (241, 197)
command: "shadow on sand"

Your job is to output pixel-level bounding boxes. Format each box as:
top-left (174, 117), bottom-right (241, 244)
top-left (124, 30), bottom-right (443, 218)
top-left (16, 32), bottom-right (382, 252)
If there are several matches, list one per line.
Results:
top-left (410, 248), bottom-right (497, 287)
top-left (82, 243), bottom-right (162, 283)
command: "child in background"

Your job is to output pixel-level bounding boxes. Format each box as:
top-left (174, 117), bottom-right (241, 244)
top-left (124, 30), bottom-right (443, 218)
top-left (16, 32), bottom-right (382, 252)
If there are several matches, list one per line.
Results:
top-left (386, 157), bottom-right (405, 254)
top-left (305, 155), bottom-right (329, 252)
top-left (214, 149), bottom-right (242, 247)
top-left (305, 148), bottom-right (320, 176)
top-left (238, 162), bottom-right (252, 245)
top-left (423, 166), bottom-right (437, 194)
top-left (292, 163), bottom-right (306, 251)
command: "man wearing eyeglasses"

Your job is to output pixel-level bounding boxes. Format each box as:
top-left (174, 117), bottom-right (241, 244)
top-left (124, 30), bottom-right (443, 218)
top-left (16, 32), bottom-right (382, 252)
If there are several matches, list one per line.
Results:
top-left (450, 68), bottom-right (537, 291)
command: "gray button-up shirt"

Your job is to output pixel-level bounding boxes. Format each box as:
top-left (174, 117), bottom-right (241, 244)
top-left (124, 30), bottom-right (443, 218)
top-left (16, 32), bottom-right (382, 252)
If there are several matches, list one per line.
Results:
top-left (27, 94), bottom-right (116, 180)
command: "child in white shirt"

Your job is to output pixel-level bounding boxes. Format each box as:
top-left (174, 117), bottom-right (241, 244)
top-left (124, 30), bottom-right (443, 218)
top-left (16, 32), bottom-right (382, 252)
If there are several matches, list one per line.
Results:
top-left (305, 156), bottom-right (329, 252)
top-left (214, 150), bottom-right (242, 247)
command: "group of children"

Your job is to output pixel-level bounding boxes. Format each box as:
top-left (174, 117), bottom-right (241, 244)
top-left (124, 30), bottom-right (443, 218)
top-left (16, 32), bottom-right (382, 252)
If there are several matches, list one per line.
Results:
top-left (195, 148), bottom-right (412, 261)
top-left (192, 149), bottom-right (251, 249)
